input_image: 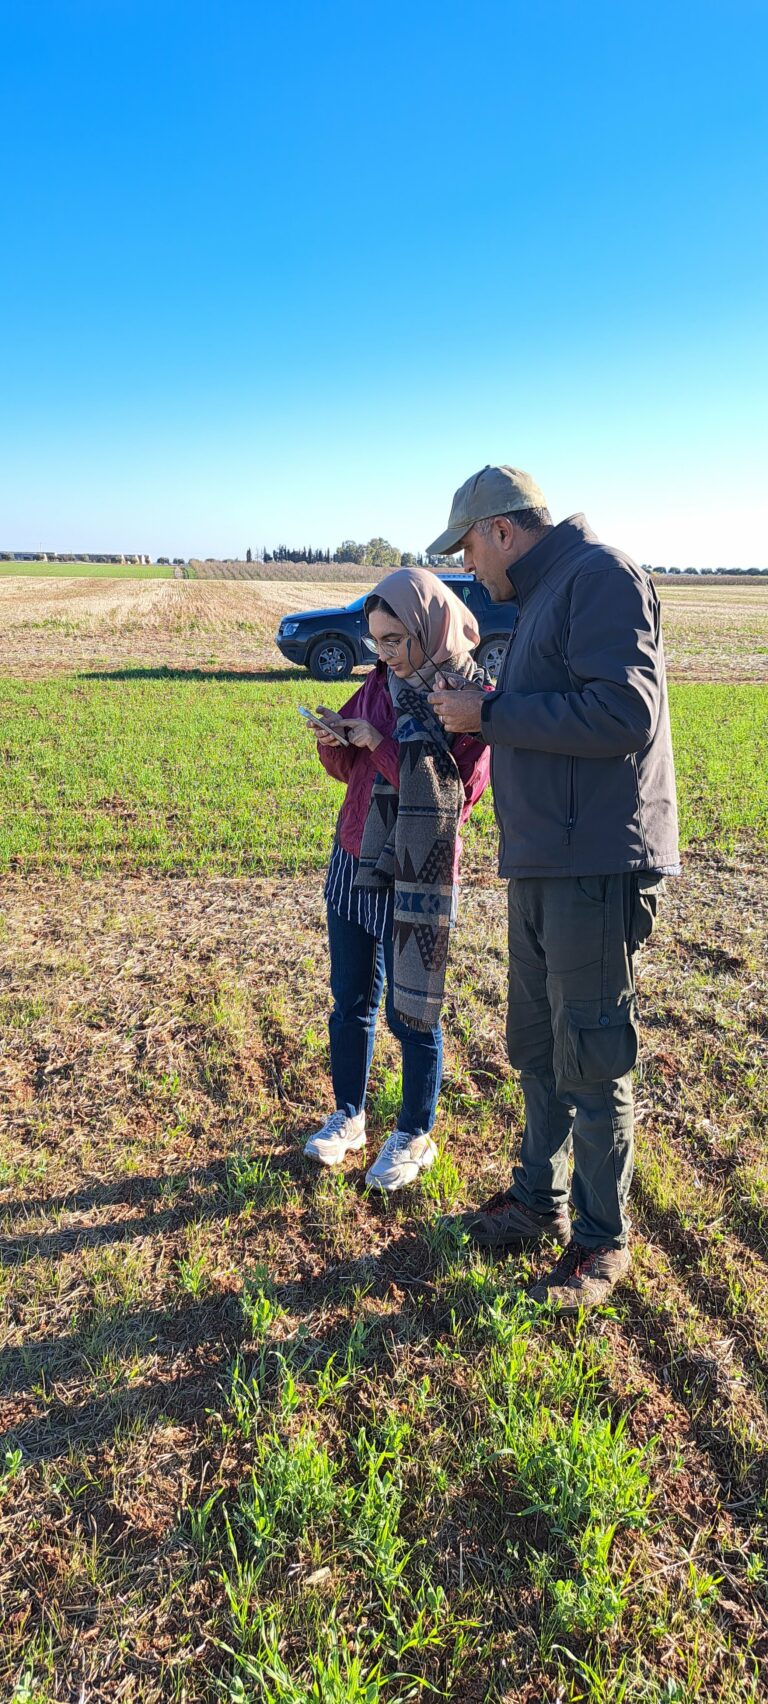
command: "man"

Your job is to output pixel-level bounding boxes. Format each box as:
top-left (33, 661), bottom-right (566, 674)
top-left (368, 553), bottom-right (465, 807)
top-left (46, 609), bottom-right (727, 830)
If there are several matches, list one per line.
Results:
top-left (427, 465), bottom-right (679, 1312)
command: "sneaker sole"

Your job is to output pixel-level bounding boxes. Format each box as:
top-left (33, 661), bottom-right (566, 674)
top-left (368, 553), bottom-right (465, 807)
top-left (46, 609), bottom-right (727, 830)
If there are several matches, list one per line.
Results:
top-left (365, 1151), bottom-right (437, 1193)
top-left (304, 1133), bottom-right (367, 1166)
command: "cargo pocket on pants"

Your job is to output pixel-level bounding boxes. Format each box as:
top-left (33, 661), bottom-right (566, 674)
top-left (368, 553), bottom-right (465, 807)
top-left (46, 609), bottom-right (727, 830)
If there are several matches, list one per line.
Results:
top-left (559, 995), bottom-right (639, 1087)
top-left (629, 873), bottom-right (663, 953)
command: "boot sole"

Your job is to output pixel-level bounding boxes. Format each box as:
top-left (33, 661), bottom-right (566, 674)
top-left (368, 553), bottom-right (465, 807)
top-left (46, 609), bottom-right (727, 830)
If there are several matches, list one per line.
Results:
top-left (530, 1272), bottom-right (629, 1311)
top-left (463, 1223), bottom-right (572, 1250)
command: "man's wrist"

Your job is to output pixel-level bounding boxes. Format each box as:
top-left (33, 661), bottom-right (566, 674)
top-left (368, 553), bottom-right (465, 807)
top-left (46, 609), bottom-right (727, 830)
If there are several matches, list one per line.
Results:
top-left (480, 692), bottom-right (499, 742)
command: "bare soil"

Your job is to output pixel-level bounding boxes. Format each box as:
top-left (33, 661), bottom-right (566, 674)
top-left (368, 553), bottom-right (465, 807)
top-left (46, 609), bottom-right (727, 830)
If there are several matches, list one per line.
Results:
top-left (1, 576), bottom-right (766, 680)
top-left (0, 578), bottom-right (368, 678)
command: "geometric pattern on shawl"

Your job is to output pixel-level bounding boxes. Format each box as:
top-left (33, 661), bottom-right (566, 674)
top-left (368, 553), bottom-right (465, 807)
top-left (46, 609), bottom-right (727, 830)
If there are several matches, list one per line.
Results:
top-left (355, 680), bottom-right (463, 1032)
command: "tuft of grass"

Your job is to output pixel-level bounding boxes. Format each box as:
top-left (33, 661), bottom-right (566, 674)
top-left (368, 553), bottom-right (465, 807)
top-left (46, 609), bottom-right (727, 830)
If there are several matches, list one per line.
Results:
top-left (0, 560), bottom-right (175, 578)
top-left (225, 1151), bottom-right (298, 1211)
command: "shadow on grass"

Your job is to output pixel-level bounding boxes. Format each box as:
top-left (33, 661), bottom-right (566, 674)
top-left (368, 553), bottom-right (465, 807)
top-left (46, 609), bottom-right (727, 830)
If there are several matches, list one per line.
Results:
top-left (0, 1145), bottom-right (332, 1265)
top-left (622, 1281), bottom-right (768, 1499)
top-left (0, 1161), bottom-right (466, 1460)
top-left (633, 1165), bottom-right (768, 1268)
top-left (1, 1353), bottom-right (237, 1460)
top-left (0, 1163), bottom-right (228, 1224)
top-left (0, 1297), bottom-right (239, 1398)
top-left (79, 665), bottom-right (311, 684)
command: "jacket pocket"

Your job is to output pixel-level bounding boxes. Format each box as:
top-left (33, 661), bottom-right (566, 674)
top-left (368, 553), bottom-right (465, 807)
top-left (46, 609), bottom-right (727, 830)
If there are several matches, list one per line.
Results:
top-left (559, 994), bottom-right (638, 1087)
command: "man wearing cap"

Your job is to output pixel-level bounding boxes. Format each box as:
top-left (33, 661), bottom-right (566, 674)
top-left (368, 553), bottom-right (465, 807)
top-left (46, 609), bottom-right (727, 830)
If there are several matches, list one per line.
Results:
top-left (427, 467), bottom-right (679, 1312)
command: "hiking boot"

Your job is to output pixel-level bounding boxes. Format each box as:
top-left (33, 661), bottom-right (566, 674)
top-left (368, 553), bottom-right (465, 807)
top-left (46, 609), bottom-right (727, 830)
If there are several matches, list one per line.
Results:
top-left (304, 1109), bottom-right (366, 1165)
top-left (448, 1190), bottom-right (571, 1251)
top-left (529, 1240), bottom-right (631, 1313)
top-left (365, 1131), bottom-right (437, 1193)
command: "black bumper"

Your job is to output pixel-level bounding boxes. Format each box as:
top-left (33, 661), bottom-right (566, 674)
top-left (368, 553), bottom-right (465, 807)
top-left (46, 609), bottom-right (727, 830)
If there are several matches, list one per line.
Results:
top-left (275, 635), bottom-right (310, 665)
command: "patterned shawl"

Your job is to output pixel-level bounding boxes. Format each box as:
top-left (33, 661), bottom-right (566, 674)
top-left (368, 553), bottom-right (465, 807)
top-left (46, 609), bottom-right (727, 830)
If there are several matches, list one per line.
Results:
top-left (353, 569), bottom-right (482, 1032)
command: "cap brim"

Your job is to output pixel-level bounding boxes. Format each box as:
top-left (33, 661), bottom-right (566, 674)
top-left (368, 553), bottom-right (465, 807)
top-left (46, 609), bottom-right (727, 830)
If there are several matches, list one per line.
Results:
top-left (424, 525), bottom-right (466, 557)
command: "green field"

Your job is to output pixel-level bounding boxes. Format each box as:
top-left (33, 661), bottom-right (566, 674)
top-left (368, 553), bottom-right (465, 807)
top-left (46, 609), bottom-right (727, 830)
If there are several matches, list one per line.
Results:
top-left (1, 657), bottom-right (767, 1703)
top-left (0, 676), bottom-right (765, 874)
top-left (0, 559), bottom-right (176, 578)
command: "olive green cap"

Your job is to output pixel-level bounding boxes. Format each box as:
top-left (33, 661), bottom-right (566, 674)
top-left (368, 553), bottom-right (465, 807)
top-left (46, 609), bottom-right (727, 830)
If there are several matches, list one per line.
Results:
top-left (426, 464), bottom-right (548, 557)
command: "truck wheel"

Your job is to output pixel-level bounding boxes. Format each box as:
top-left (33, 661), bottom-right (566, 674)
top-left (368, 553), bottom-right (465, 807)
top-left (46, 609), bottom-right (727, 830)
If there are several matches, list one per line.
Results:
top-left (307, 638), bottom-right (355, 681)
top-left (477, 636), bottom-right (508, 683)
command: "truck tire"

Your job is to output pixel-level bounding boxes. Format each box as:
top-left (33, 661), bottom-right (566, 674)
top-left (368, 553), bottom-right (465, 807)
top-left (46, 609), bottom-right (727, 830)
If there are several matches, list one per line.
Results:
top-left (307, 638), bottom-right (355, 681)
top-left (477, 636), bottom-right (508, 684)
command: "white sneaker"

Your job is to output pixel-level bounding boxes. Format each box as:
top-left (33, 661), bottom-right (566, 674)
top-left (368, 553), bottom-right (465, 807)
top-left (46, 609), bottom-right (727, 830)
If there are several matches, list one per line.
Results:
top-left (365, 1131), bottom-right (438, 1193)
top-left (303, 1109), bottom-right (367, 1166)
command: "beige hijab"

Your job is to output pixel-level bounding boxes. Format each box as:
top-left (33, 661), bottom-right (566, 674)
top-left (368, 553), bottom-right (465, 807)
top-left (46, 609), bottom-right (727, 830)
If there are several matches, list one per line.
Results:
top-left (365, 566), bottom-right (480, 688)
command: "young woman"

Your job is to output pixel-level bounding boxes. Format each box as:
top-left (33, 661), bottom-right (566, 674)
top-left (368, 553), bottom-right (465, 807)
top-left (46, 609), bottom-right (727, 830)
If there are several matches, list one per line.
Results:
top-left (303, 566), bottom-right (490, 1192)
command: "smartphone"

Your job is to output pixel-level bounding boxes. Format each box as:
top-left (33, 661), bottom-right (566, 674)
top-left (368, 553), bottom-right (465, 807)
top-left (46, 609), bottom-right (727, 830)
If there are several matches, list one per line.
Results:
top-left (298, 706), bottom-right (350, 745)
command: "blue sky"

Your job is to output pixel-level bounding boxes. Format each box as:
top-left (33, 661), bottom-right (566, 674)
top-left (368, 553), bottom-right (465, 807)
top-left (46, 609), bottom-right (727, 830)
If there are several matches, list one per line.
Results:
top-left (1, 0), bottom-right (766, 564)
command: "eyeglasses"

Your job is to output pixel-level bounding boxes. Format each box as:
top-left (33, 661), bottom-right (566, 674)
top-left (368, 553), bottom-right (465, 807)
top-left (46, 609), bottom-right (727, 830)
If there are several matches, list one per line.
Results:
top-left (366, 634), bottom-right (405, 657)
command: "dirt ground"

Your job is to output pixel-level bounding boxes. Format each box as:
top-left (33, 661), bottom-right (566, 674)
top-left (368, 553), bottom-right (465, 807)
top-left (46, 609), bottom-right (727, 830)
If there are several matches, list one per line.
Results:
top-left (0, 853), bottom-right (766, 1697)
top-left (1, 576), bottom-right (766, 680)
top-left (0, 578), bottom-right (368, 678)
top-left (1, 850), bottom-right (766, 1457)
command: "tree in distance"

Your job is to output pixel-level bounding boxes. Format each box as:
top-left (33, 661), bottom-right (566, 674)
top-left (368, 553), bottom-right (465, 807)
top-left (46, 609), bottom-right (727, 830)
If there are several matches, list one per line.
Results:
top-left (364, 537), bottom-right (401, 568)
top-left (334, 539), bottom-right (366, 564)
top-left (332, 537), bottom-right (405, 567)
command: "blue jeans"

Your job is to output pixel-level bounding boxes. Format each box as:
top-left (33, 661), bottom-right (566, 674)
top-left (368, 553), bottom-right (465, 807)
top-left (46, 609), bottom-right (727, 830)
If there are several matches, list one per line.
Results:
top-left (327, 902), bottom-right (443, 1138)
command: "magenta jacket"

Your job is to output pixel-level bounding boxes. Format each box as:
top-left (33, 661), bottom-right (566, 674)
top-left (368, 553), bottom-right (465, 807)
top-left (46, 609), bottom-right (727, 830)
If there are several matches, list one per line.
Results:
top-left (317, 663), bottom-right (491, 879)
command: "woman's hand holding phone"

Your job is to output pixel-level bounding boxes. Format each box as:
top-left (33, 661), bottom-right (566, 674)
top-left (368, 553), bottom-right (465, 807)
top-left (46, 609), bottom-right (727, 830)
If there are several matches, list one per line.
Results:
top-left (313, 704), bottom-right (347, 745)
top-left (339, 718), bottom-right (383, 751)
top-left (306, 704), bottom-right (382, 751)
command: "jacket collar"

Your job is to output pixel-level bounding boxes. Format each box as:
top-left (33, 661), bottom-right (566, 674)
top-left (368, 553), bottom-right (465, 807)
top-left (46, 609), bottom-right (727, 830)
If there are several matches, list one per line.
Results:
top-left (506, 513), bottom-right (597, 604)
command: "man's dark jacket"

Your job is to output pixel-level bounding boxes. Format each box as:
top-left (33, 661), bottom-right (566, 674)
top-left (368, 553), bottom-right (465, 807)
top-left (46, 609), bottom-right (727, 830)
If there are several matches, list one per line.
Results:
top-left (480, 514), bottom-right (679, 877)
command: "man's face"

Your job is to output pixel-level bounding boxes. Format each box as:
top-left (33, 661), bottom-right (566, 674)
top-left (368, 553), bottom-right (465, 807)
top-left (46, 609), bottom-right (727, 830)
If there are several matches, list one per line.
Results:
top-left (459, 521), bottom-right (516, 603)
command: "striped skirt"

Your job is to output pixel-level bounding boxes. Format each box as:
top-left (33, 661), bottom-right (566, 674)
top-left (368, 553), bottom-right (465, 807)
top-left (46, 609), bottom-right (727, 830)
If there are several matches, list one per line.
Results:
top-left (324, 839), bottom-right (393, 941)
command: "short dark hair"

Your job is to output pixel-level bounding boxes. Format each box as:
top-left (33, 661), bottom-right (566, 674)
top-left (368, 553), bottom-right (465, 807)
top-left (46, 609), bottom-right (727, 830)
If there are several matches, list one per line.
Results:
top-left (477, 506), bottom-right (552, 535)
top-left (364, 594), bottom-right (398, 620)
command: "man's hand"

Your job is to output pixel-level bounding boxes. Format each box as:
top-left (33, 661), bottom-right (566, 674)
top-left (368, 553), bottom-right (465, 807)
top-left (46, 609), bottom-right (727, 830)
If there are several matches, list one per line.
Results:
top-left (340, 717), bottom-right (383, 751)
top-left (428, 686), bottom-right (486, 734)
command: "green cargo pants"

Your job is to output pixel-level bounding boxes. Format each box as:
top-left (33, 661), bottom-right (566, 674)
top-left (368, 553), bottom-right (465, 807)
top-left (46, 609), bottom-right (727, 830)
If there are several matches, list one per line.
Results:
top-left (506, 873), bottom-right (661, 1249)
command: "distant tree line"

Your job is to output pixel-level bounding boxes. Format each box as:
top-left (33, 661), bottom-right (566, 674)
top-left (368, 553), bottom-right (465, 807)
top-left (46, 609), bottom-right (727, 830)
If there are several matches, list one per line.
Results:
top-left (646, 565), bottom-right (768, 576)
top-left (258, 538), bottom-right (438, 568)
top-left (264, 545), bottom-right (333, 564)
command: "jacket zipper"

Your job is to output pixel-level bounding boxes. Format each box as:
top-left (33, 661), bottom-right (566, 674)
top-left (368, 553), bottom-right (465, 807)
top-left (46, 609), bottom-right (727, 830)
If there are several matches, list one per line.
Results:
top-left (492, 606), bottom-right (520, 870)
top-left (561, 625), bottom-right (577, 848)
top-left (564, 756), bottom-right (575, 844)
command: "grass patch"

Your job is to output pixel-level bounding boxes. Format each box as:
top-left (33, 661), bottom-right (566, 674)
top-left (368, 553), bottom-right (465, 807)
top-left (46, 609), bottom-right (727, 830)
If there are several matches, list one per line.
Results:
top-left (0, 677), bottom-right (765, 874)
top-left (0, 560), bottom-right (175, 578)
top-left (669, 683), bottom-right (768, 848)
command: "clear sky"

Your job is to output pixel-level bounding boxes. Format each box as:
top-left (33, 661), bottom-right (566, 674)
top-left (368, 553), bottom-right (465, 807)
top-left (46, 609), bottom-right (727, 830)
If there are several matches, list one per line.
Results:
top-left (1, 0), bottom-right (766, 565)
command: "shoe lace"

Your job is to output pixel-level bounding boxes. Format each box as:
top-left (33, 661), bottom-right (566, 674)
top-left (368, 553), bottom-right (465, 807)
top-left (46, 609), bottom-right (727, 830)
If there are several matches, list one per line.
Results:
top-left (380, 1131), bottom-right (413, 1157)
top-left (480, 1190), bottom-right (515, 1217)
top-left (555, 1242), bottom-right (608, 1281)
top-left (323, 1109), bottom-right (349, 1137)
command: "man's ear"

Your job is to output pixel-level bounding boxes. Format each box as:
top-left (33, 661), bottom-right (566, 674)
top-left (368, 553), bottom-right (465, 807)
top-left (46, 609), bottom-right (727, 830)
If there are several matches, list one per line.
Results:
top-left (494, 515), bottom-right (517, 552)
